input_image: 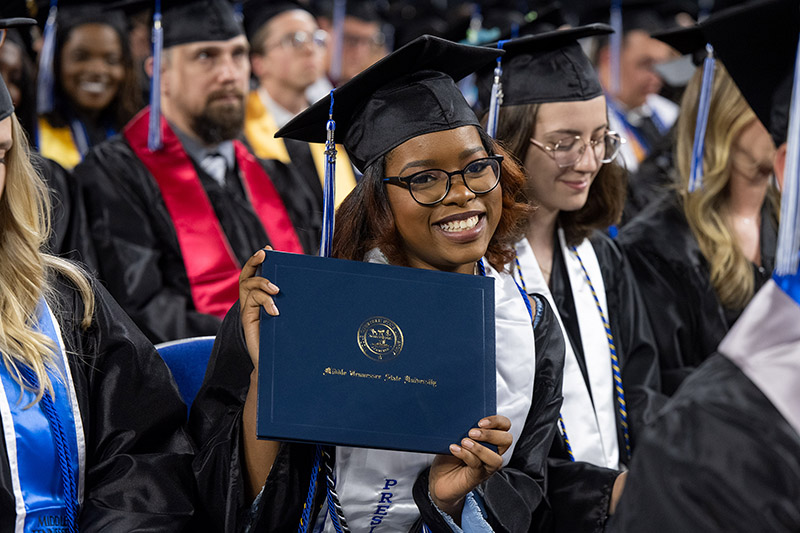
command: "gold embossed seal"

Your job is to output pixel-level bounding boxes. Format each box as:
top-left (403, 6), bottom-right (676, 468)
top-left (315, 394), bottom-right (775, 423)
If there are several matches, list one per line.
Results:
top-left (357, 317), bottom-right (404, 361)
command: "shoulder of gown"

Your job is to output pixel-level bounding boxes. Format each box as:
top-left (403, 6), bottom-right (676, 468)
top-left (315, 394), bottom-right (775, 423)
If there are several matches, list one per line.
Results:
top-left (47, 267), bottom-right (197, 531)
top-left (608, 354), bottom-right (800, 532)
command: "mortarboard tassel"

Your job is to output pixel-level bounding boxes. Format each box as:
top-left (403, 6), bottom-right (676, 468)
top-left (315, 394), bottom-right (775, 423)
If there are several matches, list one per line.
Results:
top-left (486, 40), bottom-right (509, 139)
top-left (148, 0), bottom-right (164, 151)
top-left (320, 91), bottom-right (337, 258)
top-left (688, 44), bottom-right (716, 193)
top-left (609, 0), bottom-right (622, 96)
top-left (329, 0), bottom-right (346, 85)
top-left (775, 32), bottom-right (800, 280)
top-left (36, 0), bottom-right (58, 115)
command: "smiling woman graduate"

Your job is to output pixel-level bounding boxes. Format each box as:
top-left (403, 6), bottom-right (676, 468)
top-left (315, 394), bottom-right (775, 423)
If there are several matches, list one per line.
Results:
top-left (189, 35), bottom-right (568, 532)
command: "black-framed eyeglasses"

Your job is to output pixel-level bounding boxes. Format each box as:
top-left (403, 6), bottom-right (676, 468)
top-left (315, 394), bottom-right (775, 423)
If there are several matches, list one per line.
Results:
top-left (383, 155), bottom-right (503, 206)
top-left (530, 130), bottom-right (624, 168)
top-left (267, 29), bottom-right (328, 52)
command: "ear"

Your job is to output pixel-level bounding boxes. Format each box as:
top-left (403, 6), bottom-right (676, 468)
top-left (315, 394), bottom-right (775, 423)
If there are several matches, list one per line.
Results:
top-left (774, 142), bottom-right (788, 191)
top-left (144, 56), bottom-right (154, 78)
top-left (251, 53), bottom-right (267, 80)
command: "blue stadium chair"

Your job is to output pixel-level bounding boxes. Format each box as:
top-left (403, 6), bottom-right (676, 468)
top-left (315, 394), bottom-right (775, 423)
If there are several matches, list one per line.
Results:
top-left (155, 336), bottom-right (215, 411)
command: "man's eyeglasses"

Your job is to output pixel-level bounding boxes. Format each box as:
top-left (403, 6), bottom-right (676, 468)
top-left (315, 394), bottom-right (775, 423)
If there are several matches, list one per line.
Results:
top-left (267, 29), bottom-right (328, 52)
top-left (343, 32), bottom-right (386, 50)
top-left (529, 131), bottom-right (624, 168)
top-left (383, 155), bottom-right (503, 206)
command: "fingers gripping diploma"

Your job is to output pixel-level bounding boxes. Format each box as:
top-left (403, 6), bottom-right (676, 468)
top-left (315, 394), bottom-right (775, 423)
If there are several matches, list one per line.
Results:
top-left (240, 247), bottom-right (281, 369)
top-left (429, 415), bottom-right (513, 523)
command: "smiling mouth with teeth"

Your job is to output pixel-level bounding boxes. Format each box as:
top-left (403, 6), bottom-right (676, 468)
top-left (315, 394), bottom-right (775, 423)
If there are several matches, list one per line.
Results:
top-left (80, 81), bottom-right (108, 93)
top-left (439, 215), bottom-right (480, 233)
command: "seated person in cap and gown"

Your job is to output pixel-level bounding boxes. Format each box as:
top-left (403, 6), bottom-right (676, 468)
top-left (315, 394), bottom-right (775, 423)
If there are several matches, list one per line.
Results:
top-left (243, 1), bottom-right (358, 217)
top-left (36, 3), bottom-right (142, 170)
top-left (617, 57), bottom-right (778, 395)
top-left (73, 0), bottom-right (319, 344)
top-left (592, 4), bottom-right (681, 174)
top-left (0, 56), bottom-right (195, 531)
top-left (0, 12), bottom-right (97, 268)
top-left (477, 25), bottom-right (663, 531)
top-left (189, 35), bottom-right (570, 532)
top-left (610, 1), bottom-right (800, 528)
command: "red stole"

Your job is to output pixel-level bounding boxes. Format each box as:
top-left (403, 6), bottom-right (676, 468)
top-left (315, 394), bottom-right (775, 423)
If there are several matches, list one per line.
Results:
top-left (124, 108), bottom-right (303, 318)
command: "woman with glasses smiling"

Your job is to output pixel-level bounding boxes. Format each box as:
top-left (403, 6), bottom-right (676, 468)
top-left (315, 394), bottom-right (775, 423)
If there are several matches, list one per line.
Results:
top-left (479, 25), bottom-right (662, 531)
top-left (191, 36), bottom-right (568, 532)
top-left (618, 61), bottom-right (779, 395)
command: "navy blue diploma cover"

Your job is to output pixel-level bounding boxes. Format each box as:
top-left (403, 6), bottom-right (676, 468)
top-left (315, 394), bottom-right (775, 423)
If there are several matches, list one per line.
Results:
top-left (256, 250), bottom-right (496, 454)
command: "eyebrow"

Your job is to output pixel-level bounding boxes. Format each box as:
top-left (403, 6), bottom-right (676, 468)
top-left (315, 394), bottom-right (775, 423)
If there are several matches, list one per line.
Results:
top-left (544, 124), bottom-right (609, 137)
top-left (398, 146), bottom-right (486, 175)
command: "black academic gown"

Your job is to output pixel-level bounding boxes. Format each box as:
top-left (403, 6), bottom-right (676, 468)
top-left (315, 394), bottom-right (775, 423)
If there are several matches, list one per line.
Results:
top-left (33, 154), bottom-right (97, 270)
top-left (543, 231), bottom-right (664, 532)
top-left (0, 271), bottom-right (196, 530)
top-left (189, 294), bottom-right (566, 533)
top-left (73, 135), bottom-right (320, 344)
top-left (621, 130), bottom-right (676, 225)
top-left (617, 192), bottom-right (776, 394)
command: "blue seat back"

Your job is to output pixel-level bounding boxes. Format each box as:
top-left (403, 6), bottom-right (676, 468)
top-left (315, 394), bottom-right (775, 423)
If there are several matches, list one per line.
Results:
top-left (155, 336), bottom-right (215, 410)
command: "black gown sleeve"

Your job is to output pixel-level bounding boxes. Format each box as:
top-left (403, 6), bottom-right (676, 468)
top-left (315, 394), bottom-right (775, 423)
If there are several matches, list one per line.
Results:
top-left (591, 233), bottom-right (666, 447)
top-left (34, 155), bottom-right (98, 270)
top-left (617, 197), bottom-right (729, 395)
top-left (52, 272), bottom-right (196, 530)
top-left (189, 302), bottom-right (318, 532)
top-left (608, 355), bottom-right (800, 532)
top-left (72, 138), bottom-right (223, 343)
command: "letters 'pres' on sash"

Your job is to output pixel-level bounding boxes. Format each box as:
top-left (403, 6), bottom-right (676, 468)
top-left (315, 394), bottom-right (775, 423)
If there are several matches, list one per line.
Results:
top-left (0, 298), bottom-right (85, 533)
top-left (124, 108), bottom-right (303, 318)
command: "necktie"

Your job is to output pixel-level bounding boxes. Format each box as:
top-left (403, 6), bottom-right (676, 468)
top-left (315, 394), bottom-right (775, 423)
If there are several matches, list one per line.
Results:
top-left (201, 152), bottom-right (227, 186)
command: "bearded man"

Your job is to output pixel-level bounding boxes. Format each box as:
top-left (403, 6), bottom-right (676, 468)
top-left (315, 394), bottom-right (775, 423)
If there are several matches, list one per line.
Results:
top-left (74, 0), bottom-right (318, 344)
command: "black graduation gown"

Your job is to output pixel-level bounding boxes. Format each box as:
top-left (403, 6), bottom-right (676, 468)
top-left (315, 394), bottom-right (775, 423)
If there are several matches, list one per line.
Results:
top-left (33, 154), bottom-right (97, 270)
top-left (189, 294), bottom-right (566, 533)
top-left (616, 192), bottom-right (776, 394)
top-left (542, 231), bottom-right (664, 532)
top-left (0, 271), bottom-right (196, 530)
top-left (72, 135), bottom-right (320, 344)
top-left (621, 129), bottom-right (676, 225)
top-left (608, 353), bottom-right (800, 532)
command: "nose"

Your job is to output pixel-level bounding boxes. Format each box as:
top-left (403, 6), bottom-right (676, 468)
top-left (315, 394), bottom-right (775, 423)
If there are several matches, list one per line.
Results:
top-left (441, 174), bottom-right (477, 206)
top-left (216, 53), bottom-right (243, 83)
top-left (572, 144), bottom-right (600, 174)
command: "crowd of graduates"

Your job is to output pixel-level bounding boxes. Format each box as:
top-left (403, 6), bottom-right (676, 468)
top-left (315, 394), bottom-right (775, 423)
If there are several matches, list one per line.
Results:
top-left (0, 0), bottom-right (798, 531)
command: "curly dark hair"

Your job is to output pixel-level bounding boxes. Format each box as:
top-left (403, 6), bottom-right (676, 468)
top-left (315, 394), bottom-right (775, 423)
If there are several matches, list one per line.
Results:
top-left (332, 127), bottom-right (530, 271)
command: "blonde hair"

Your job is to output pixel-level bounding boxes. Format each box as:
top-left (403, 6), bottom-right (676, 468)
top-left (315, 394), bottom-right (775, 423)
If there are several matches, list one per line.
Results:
top-left (0, 113), bottom-right (94, 403)
top-left (676, 63), bottom-right (779, 310)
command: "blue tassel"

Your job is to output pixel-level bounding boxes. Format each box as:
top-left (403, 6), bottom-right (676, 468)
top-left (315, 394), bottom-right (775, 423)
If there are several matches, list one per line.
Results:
top-left (148, 1), bottom-right (164, 151)
top-left (688, 44), bottom-right (716, 193)
top-left (319, 91), bottom-right (336, 258)
top-left (486, 40), bottom-right (509, 139)
top-left (36, 1), bottom-right (58, 115)
top-left (609, 0), bottom-right (622, 96)
top-left (775, 34), bottom-right (800, 277)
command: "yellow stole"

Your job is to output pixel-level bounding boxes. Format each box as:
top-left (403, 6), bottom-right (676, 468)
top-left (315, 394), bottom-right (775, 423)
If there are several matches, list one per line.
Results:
top-left (38, 117), bottom-right (81, 170)
top-left (245, 91), bottom-right (357, 207)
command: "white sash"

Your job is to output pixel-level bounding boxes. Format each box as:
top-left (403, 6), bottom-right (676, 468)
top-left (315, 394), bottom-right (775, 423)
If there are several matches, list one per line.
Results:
top-left (514, 233), bottom-right (619, 469)
top-left (324, 256), bottom-right (535, 531)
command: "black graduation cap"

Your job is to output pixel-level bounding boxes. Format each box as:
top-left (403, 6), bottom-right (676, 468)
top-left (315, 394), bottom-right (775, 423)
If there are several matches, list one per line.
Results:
top-left (241, 0), bottom-right (308, 44)
top-left (476, 23), bottom-right (613, 109)
top-left (105, 0), bottom-right (243, 48)
top-left (0, 0), bottom-right (37, 30)
top-left (275, 35), bottom-right (503, 172)
top-left (577, 0), bottom-right (697, 33)
top-left (701, 0), bottom-right (798, 147)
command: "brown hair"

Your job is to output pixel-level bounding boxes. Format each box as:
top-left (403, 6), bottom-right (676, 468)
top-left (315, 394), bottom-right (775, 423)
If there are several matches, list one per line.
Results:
top-left (488, 102), bottom-right (628, 247)
top-left (332, 127), bottom-right (530, 271)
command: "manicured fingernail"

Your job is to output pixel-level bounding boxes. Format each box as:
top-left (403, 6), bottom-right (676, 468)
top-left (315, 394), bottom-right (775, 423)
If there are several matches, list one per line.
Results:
top-left (479, 419), bottom-right (490, 427)
top-left (450, 444), bottom-right (461, 453)
top-left (469, 429), bottom-right (481, 438)
top-left (461, 439), bottom-right (474, 449)
top-left (271, 304), bottom-right (279, 316)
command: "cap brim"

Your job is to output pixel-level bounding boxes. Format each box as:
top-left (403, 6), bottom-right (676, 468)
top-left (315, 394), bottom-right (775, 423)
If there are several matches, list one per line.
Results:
top-left (0, 17), bottom-right (37, 29)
